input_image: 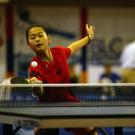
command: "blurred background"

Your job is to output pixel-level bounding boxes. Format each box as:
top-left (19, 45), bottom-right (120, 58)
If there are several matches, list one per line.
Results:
top-left (0, 0), bottom-right (135, 83)
top-left (0, 0), bottom-right (135, 135)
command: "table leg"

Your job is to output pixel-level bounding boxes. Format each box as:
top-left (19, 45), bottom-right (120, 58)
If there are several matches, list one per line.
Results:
top-left (114, 127), bottom-right (123, 135)
top-left (3, 124), bottom-right (12, 135)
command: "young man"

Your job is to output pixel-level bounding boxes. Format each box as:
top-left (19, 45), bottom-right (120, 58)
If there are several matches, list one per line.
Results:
top-left (26, 24), bottom-right (96, 135)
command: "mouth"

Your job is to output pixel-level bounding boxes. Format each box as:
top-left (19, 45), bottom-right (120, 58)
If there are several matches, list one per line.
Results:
top-left (36, 43), bottom-right (42, 47)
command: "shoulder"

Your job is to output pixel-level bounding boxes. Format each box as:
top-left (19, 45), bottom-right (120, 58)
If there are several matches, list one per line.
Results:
top-left (51, 46), bottom-right (65, 54)
top-left (122, 68), bottom-right (131, 75)
top-left (112, 72), bottom-right (121, 78)
top-left (51, 46), bottom-right (71, 58)
top-left (122, 41), bottom-right (135, 55)
top-left (52, 46), bottom-right (69, 51)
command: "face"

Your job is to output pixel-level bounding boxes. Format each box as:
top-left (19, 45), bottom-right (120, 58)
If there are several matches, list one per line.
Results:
top-left (104, 65), bottom-right (112, 74)
top-left (28, 27), bottom-right (50, 52)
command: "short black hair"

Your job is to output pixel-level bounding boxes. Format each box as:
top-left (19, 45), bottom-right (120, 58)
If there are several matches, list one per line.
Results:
top-left (25, 24), bottom-right (46, 43)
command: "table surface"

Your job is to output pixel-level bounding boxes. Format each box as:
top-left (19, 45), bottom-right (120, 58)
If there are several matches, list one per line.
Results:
top-left (0, 106), bottom-right (135, 128)
top-left (0, 84), bottom-right (135, 128)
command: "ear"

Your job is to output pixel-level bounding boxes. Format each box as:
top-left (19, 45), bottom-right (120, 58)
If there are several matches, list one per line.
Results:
top-left (27, 43), bottom-right (30, 47)
top-left (28, 43), bottom-right (32, 49)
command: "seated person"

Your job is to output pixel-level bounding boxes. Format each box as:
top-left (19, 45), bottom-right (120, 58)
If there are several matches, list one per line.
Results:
top-left (99, 63), bottom-right (121, 83)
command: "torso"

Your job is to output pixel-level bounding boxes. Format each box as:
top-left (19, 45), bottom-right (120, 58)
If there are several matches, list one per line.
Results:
top-left (29, 47), bottom-right (70, 83)
top-left (28, 46), bottom-right (79, 102)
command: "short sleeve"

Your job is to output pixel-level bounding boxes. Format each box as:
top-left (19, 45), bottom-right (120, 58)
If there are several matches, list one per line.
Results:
top-left (55, 46), bottom-right (71, 59)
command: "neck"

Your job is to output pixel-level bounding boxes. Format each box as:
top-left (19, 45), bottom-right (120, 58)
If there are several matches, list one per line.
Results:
top-left (36, 48), bottom-right (53, 62)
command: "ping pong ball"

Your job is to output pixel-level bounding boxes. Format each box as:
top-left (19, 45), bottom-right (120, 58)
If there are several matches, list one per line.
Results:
top-left (31, 61), bottom-right (38, 67)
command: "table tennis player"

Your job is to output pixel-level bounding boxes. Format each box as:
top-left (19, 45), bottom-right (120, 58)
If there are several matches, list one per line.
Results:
top-left (26, 24), bottom-right (97, 135)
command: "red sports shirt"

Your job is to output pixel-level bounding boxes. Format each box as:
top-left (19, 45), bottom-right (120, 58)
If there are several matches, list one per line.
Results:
top-left (28, 46), bottom-right (79, 102)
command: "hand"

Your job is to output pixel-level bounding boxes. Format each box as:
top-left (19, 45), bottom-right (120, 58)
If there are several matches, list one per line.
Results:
top-left (86, 24), bottom-right (95, 40)
top-left (27, 77), bottom-right (44, 96)
top-left (27, 77), bottom-right (43, 84)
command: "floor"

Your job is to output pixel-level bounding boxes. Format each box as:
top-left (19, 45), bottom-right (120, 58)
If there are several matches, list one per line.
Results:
top-left (0, 125), bottom-right (135, 135)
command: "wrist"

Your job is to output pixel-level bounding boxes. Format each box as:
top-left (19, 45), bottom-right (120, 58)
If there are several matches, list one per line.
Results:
top-left (87, 35), bottom-right (91, 44)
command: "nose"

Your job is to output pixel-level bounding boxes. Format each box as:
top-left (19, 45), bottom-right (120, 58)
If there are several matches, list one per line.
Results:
top-left (35, 36), bottom-right (40, 42)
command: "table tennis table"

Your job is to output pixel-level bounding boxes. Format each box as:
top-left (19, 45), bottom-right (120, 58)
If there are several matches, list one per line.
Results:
top-left (0, 83), bottom-right (135, 135)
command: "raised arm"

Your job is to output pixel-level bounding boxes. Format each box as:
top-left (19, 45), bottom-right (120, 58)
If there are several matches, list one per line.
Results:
top-left (68, 24), bottom-right (95, 54)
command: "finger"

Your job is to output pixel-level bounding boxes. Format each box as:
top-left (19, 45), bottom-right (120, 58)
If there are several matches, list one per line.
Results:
top-left (29, 77), bottom-right (43, 84)
top-left (86, 24), bottom-right (95, 37)
top-left (26, 79), bottom-right (30, 83)
top-left (28, 78), bottom-right (36, 84)
top-left (37, 80), bottom-right (43, 84)
top-left (89, 30), bottom-right (95, 40)
top-left (89, 26), bottom-right (95, 34)
top-left (91, 26), bottom-right (95, 31)
top-left (86, 24), bottom-right (89, 31)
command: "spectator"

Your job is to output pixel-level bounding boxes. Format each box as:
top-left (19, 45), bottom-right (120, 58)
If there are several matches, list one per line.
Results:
top-left (120, 41), bottom-right (135, 83)
top-left (99, 63), bottom-right (121, 83)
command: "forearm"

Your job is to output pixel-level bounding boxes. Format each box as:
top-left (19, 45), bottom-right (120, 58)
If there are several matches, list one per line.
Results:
top-left (68, 36), bottom-right (90, 54)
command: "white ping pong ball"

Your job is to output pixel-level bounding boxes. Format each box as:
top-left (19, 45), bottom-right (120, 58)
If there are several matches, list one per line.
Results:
top-left (31, 61), bottom-right (38, 67)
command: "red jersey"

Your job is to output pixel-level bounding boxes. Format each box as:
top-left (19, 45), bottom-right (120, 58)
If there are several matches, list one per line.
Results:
top-left (28, 46), bottom-right (79, 102)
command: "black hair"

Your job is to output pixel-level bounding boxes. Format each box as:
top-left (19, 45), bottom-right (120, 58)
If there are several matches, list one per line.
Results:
top-left (25, 24), bottom-right (46, 43)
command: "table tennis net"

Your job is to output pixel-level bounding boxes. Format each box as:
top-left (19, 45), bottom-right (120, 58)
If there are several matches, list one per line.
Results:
top-left (0, 84), bottom-right (135, 107)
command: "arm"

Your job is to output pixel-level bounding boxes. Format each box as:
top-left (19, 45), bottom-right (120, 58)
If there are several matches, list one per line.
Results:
top-left (68, 24), bottom-right (95, 54)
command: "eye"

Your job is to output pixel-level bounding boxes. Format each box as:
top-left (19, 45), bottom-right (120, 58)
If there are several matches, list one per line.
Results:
top-left (38, 34), bottom-right (43, 38)
top-left (30, 35), bottom-right (35, 39)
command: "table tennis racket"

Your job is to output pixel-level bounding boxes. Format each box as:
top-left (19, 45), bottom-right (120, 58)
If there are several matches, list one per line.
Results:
top-left (10, 76), bottom-right (34, 97)
top-left (10, 76), bottom-right (43, 97)
top-left (0, 77), bottom-right (29, 101)
top-left (10, 76), bottom-right (30, 84)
